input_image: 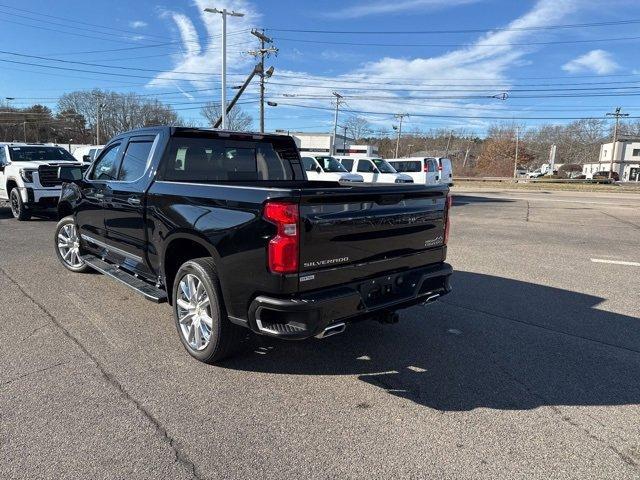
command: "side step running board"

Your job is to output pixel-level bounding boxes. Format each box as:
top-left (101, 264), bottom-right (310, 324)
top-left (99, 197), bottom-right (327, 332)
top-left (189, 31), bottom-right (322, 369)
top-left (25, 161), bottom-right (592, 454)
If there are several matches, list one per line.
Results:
top-left (81, 254), bottom-right (167, 304)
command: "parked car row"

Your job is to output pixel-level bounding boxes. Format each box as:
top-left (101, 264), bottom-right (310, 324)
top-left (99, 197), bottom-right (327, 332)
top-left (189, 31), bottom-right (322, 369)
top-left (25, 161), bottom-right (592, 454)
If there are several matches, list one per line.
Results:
top-left (300, 154), bottom-right (454, 186)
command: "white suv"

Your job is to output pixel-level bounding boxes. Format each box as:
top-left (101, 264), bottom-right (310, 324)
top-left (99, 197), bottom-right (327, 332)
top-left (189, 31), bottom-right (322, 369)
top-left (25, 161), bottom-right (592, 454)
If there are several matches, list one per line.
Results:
top-left (335, 156), bottom-right (413, 184)
top-left (0, 143), bottom-right (84, 220)
top-left (302, 155), bottom-right (364, 183)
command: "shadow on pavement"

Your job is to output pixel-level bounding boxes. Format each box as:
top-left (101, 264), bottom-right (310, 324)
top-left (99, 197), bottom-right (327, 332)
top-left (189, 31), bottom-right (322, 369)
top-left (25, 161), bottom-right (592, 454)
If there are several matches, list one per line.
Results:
top-left (222, 271), bottom-right (640, 411)
top-left (452, 194), bottom-right (515, 206)
top-left (0, 206), bottom-right (56, 221)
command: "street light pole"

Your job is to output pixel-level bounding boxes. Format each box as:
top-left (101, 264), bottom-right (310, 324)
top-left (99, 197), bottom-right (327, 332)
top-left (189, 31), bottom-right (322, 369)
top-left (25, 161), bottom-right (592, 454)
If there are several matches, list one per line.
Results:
top-left (204, 7), bottom-right (245, 130)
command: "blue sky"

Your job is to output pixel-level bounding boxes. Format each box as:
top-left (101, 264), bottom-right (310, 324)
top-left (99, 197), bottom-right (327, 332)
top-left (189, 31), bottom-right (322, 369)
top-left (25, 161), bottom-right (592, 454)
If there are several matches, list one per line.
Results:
top-left (1, 0), bottom-right (640, 135)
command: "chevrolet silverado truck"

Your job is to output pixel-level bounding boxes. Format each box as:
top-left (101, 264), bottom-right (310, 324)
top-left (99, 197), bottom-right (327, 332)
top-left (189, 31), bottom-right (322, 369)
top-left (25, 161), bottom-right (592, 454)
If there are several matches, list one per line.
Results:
top-left (54, 127), bottom-right (452, 363)
top-left (0, 143), bottom-right (84, 220)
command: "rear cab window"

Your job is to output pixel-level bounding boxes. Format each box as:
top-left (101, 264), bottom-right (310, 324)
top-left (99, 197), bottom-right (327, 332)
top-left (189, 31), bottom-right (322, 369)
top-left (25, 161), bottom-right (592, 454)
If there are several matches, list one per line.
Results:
top-left (161, 136), bottom-right (294, 182)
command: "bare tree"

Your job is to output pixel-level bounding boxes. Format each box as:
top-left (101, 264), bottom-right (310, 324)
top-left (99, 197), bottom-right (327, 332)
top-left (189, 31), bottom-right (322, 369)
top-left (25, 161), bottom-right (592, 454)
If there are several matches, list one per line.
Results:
top-left (201, 102), bottom-right (253, 131)
top-left (343, 115), bottom-right (372, 141)
top-left (58, 89), bottom-right (180, 141)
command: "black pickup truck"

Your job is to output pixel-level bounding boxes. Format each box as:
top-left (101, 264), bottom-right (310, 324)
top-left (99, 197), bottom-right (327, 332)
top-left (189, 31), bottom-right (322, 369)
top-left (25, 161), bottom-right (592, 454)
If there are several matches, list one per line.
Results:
top-left (55, 127), bottom-right (452, 363)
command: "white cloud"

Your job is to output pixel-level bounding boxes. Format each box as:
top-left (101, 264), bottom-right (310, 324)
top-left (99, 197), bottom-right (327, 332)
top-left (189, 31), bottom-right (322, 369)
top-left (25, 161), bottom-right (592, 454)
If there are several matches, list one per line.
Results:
top-left (562, 50), bottom-right (619, 75)
top-left (149, 0), bottom-right (259, 89)
top-left (266, 0), bottom-right (584, 128)
top-left (151, 0), bottom-right (592, 130)
top-left (325, 0), bottom-right (481, 18)
top-left (129, 20), bottom-right (148, 29)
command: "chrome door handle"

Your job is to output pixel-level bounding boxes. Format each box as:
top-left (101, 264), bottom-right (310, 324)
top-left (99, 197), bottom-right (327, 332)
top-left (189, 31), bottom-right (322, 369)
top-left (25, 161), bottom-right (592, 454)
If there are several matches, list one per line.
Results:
top-left (127, 197), bottom-right (141, 206)
top-left (94, 193), bottom-right (104, 199)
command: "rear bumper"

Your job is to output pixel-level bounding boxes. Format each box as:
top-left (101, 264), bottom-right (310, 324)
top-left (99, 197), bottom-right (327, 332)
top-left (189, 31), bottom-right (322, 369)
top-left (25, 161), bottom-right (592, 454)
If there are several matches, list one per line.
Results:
top-left (245, 262), bottom-right (452, 339)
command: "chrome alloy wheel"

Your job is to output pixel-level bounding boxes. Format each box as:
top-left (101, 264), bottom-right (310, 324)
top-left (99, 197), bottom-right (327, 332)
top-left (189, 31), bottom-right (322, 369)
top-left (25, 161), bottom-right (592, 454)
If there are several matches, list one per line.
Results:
top-left (9, 190), bottom-right (21, 217)
top-left (177, 274), bottom-right (213, 351)
top-left (57, 223), bottom-right (84, 268)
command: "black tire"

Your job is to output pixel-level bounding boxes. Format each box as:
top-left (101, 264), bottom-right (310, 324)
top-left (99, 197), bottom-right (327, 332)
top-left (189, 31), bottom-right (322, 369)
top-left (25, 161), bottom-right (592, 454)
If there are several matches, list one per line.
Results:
top-left (172, 257), bottom-right (243, 363)
top-left (54, 216), bottom-right (90, 273)
top-left (9, 188), bottom-right (30, 221)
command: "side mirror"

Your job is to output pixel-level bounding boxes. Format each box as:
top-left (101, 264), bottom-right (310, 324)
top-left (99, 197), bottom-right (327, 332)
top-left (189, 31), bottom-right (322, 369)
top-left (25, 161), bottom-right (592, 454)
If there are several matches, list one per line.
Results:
top-left (316, 166), bottom-right (322, 174)
top-left (82, 155), bottom-right (91, 163)
top-left (58, 166), bottom-right (83, 182)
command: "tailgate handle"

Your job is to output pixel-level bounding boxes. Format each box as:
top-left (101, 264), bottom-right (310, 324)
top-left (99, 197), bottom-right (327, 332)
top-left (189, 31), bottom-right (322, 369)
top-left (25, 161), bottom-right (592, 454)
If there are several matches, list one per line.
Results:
top-left (376, 194), bottom-right (403, 205)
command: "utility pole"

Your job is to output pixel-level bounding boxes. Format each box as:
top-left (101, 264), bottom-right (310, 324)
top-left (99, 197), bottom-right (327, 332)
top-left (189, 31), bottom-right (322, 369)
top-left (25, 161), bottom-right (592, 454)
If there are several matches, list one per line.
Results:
top-left (23, 120), bottom-right (26, 142)
top-left (212, 63), bottom-right (263, 128)
top-left (95, 98), bottom-right (101, 145)
top-left (444, 130), bottom-right (453, 158)
top-left (204, 7), bottom-right (245, 130)
top-left (606, 107), bottom-right (629, 179)
top-left (249, 29), bottom-right (277, 133)
top-left (331, 92), bottom-right (343, 156)
top-left (463, 137), bottom-right (473, 167)
top-left (342, 125), bottom-right (348, 155)
top-left (513, 126), bottom-right (519, 178)
top-left (394, 113), bottom-right (408, 158)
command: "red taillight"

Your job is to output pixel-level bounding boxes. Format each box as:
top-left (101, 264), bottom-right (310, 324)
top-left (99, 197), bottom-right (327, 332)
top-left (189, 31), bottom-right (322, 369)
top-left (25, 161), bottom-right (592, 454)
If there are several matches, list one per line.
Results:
top-left (263, 201), bottom-right (299, 274)
top-left (444, 195), bottom-right (452, 245)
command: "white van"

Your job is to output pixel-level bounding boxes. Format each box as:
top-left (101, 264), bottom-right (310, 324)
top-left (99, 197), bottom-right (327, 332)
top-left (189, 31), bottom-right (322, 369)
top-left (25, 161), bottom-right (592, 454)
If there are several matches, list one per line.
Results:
top-left (387, 157), bottom-right (440, 186)
top-left (72, 145), bottom-right (104, 163)
top-left (335, 156), bottom-right (413, 184)
top-left (301, 156), bottom-right (364, 182)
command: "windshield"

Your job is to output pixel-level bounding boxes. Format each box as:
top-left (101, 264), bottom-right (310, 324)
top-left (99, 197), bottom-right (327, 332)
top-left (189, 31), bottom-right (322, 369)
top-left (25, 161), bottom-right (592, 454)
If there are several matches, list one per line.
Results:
top-left (315, 156), bottom-right (348, 173)
top-left (8, 146), bottom-right (76, 162)
top-left (371, 158), bottom-right (397, 174)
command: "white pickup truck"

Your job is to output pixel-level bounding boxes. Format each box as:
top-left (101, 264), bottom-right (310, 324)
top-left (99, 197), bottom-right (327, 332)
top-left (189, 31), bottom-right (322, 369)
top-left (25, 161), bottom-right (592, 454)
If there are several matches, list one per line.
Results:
top-left (0, 143), bottom-right (84, 220)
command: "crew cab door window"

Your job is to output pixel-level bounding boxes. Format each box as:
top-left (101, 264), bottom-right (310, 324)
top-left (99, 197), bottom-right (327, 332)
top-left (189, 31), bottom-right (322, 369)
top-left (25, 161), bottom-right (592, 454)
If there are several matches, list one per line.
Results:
top-left (340, 158), bottom-right (353, 171)
top-left (302, 157), bottom-right (318, 171)
top-left (117, 138), bottom-right (155, 181)
top-left (357, 160), bottom-right (376, 173)
top-left (89, 143), bottom-right (121, 181)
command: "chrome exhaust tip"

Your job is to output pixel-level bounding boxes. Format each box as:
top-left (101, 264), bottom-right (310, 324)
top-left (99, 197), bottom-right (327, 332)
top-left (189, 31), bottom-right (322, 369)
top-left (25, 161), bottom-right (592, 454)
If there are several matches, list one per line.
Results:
top-left (315, 322), bottom-right (346, 339)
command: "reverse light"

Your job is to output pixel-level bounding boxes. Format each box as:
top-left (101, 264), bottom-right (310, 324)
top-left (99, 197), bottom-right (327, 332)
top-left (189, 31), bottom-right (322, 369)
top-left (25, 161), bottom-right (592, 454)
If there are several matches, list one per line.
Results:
top-left (263, 201), bottom-right (299, 274)
top-left (444, 194), bottom-right (452, 245)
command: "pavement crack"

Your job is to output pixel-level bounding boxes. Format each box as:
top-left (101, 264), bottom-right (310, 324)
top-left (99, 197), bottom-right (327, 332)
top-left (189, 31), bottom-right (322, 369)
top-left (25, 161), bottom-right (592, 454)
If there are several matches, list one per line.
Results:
top-left (599, 211), bottom-right (640, 230)
top-left (21, 323), bottom-right (51, 342)
top-left (0, 266), bottom-right (204, 480)
top-left (0, 361), bottom-right (68, 388)
top-left (525, 201), bottom-right (530, 222)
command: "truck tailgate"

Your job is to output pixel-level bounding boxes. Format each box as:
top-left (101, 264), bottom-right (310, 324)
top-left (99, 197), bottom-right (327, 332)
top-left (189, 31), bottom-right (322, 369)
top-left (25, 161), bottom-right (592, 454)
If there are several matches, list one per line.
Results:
top-left (298, 185), bottom-right (448, 290)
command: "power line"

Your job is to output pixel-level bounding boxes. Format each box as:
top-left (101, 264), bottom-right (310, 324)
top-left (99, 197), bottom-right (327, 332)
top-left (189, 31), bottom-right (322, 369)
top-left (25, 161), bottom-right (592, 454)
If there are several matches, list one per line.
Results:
top-left (0, 4), bottom-right (251, 48)
top-left (273, 34), bottom-right (640, 48)
top-left (265, 18), bottom-right (640, 35)
top-left (271, 101), bottom-right (640, 120)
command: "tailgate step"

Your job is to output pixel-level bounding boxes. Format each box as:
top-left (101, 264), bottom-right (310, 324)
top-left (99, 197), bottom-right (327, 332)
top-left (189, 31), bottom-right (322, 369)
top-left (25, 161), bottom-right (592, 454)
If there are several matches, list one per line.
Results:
top-left (81, 254), bottom-right (167, 303)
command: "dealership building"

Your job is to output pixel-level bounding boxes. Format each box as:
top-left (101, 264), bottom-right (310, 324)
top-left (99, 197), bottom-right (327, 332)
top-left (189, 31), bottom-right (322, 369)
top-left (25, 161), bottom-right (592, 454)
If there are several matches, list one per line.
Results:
top-left (277, 131), bottom-right (379, 157)
top-left (582, 137), bottom-right (640, 181)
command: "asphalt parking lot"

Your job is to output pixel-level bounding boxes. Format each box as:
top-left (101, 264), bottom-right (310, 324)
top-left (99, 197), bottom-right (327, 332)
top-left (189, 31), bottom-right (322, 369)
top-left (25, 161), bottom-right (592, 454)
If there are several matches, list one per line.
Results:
top-left (1, 188), bottom-right (639, 479)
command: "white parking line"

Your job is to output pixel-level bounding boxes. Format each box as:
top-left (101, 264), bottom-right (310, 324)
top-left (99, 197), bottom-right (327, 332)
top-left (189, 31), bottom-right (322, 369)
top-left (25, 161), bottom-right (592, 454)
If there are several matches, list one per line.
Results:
top-left (590, 258), bottom-right (640, 267)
